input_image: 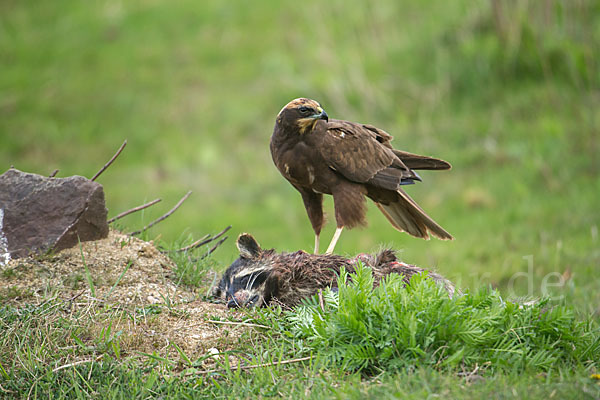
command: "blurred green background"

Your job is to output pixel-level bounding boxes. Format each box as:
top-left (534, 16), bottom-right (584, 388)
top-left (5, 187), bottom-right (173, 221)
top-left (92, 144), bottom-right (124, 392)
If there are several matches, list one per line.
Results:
top-left (1, 0), bottom-right (598, 307)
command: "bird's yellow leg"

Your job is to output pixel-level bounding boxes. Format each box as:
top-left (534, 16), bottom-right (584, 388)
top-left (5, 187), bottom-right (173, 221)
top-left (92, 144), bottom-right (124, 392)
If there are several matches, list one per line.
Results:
top-left (314, 234), bottom-right (320, 254)
top-left (325, 227), bottom-right (344, 254)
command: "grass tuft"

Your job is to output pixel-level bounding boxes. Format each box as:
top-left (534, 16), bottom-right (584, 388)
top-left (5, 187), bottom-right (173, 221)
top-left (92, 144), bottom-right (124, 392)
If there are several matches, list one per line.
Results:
top-left (160, 235), bottom-right (219, 288)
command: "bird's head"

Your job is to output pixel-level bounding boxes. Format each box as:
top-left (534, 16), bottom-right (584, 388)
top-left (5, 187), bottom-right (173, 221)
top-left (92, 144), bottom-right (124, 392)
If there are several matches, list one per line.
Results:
top-left (276, 98), bottom-right (329, 134)
top-left (212, 233), bottom-right (279, 308)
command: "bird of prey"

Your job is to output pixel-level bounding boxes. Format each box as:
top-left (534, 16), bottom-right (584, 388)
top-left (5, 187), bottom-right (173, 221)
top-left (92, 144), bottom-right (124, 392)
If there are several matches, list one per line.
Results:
top-left (270, 98), bottom-right (453, 254)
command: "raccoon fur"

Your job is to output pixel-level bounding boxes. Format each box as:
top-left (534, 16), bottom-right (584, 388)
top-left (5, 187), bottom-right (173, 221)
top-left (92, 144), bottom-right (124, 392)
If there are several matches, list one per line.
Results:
top-left (213, 233), bottom-right (457, 308)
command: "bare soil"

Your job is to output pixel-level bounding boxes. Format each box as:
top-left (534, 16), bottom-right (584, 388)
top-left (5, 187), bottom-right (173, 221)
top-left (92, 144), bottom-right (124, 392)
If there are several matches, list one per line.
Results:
top-left (0, 230), bottom-right (248, 366)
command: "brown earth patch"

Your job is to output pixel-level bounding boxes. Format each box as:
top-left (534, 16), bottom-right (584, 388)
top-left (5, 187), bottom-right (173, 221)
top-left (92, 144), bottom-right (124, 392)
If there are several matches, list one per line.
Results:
top-left (1, 229), bottom-right (192, 304)
top-left (0, 230), bottom-right (251, 367)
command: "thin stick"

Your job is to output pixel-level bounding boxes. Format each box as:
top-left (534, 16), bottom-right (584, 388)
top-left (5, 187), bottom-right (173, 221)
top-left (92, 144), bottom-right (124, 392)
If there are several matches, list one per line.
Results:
top-left (181, 356), bottom-right (312, 377)
top-left (207, 320), bottom-right (269, 329)
top-left (318, 290), bottom-right (325, 312)
top-left (49, 169), bottom-right (59, 178)
top-left (0, 383), bottom-right (14, 394)
top-left (129, 191), bottom-right (192, 236)
top-left (52, 355), bottom-right (103, 373)
top-left (176, 225), bottom-right (231, 253)
top-left (458, 363), bottom-right (480, 377)
top-left (108, 198), bottom-right (162, 224)
top-left (171, 233), bottom-right (214, 253)
top-left (67, 291), bottom-right (86, 302)
top-left (83, 295), bottom-right (107, 303)
top-left (201, 236), bottom-right (228, 259)
top-left (91, 140), bottom-right (127, 181)
top-left (174, 234), bottom-right (210, 252)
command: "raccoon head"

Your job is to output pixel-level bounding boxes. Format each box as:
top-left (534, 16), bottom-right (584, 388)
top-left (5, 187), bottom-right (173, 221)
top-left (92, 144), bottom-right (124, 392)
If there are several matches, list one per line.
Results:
top-left (214, 233), bottom-right (280, 308)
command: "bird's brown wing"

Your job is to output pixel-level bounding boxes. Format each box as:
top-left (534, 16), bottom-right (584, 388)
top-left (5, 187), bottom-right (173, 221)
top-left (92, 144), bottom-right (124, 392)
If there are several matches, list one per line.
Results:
top-left (361, 123), bottom-right (451, 170)
top-left (319, 120), bottom-right (418, 188)
top-left (361, 123), bottom-right (394, 145)
top-left (320, 120), bottom-right (453, 240)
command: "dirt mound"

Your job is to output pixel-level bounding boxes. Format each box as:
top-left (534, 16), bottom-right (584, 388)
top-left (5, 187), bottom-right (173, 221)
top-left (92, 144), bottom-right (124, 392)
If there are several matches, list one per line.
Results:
top-left (0, 230), bottom-right (248, 365)
top-left (2, 230), bottom-right (185, 303)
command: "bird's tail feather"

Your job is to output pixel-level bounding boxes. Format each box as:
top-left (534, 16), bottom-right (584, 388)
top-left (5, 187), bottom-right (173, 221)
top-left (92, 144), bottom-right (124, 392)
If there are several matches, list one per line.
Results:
top-left (375, 189), bottom-right (453, 240)
top-left (392, 150), bottom-right (452, 170)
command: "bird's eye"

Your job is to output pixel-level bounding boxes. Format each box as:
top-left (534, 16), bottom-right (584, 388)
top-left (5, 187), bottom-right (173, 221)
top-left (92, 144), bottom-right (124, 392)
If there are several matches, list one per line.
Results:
top-left (298, 106), bottom-right (312, 114)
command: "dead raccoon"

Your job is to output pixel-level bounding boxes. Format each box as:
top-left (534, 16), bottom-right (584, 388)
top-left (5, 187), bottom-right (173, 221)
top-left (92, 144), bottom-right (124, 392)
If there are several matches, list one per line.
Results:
top-left (214, 233), bottom-right (457, 308)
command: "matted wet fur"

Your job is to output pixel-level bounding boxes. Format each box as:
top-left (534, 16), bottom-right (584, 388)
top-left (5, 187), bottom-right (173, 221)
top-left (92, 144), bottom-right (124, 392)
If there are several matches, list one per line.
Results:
top-left (213, 233), bottom-right (456, 308)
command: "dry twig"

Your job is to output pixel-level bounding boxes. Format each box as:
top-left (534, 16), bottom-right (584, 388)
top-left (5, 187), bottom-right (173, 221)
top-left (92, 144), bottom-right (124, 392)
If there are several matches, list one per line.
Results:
top-left (175, 225), bottom-right (231, 253)
top-left (180, 356), bottom-right (312, 377)
top-left (207, 320), bottom-right (269, 329)
top-left (318, 289), bottom-right (325, 312)
top-left (175, 234), bottom-right (210, 252)
top-left (129, 191), bottom-right (192, 236)
top-left (0, 384), bottom-right (13, 394)
top-left (200, 236), bottom-right (228, 259)
top-left (91, 139), bottom-right (127, 181)
top-left (52, 355), bottom-right (104, 373)
top-left (108, 198), bottom-right (162, 224)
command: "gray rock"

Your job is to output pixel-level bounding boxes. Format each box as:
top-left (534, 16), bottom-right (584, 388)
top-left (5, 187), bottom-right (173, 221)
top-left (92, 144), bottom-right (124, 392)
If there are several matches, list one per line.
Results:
top-left (0, 168), bottom-right (109, 261)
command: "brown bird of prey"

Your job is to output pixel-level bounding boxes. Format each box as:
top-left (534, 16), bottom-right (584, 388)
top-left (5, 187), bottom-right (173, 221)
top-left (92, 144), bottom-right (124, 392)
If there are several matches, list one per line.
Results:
top-left (270, 98), bottom-right (453, 254)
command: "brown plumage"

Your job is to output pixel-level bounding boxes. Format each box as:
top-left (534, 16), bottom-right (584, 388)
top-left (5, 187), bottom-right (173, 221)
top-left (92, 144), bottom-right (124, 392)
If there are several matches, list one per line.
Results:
top-left (213, 233), bottom-right (457, 308)
top-left (270, 98), bottom-right (453, 254)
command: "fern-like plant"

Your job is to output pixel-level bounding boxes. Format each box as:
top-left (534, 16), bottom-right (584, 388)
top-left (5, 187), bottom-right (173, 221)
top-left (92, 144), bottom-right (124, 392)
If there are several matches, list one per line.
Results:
top-left (285, 263), bottom-right (599, 374)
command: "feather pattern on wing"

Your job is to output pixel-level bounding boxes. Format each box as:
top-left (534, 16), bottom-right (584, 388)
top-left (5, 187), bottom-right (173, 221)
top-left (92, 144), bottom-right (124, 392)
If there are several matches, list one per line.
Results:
top-left (316, 119), bottom-right (419, 187)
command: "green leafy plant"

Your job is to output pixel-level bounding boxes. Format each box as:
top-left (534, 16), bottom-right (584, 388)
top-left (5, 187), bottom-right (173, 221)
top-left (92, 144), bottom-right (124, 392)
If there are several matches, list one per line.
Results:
top-left (97, 320), bottom-right (123, 359)
top-left (285, 263), bottom-right (600, 374)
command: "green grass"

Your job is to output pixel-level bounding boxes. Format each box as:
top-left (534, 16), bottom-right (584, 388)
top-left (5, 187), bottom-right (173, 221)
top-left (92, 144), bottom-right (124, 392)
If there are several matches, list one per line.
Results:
top-left (1, 0), bottom-right (600, 397)
top-left (1, 267), bottom-right (599, 399)
top-left (158, 234), bottom-right (220, 288)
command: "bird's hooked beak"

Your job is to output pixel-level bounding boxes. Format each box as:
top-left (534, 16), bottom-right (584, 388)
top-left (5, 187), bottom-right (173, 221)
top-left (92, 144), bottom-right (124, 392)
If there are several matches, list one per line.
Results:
top-left (314, 107), bottom-right (329, 122)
